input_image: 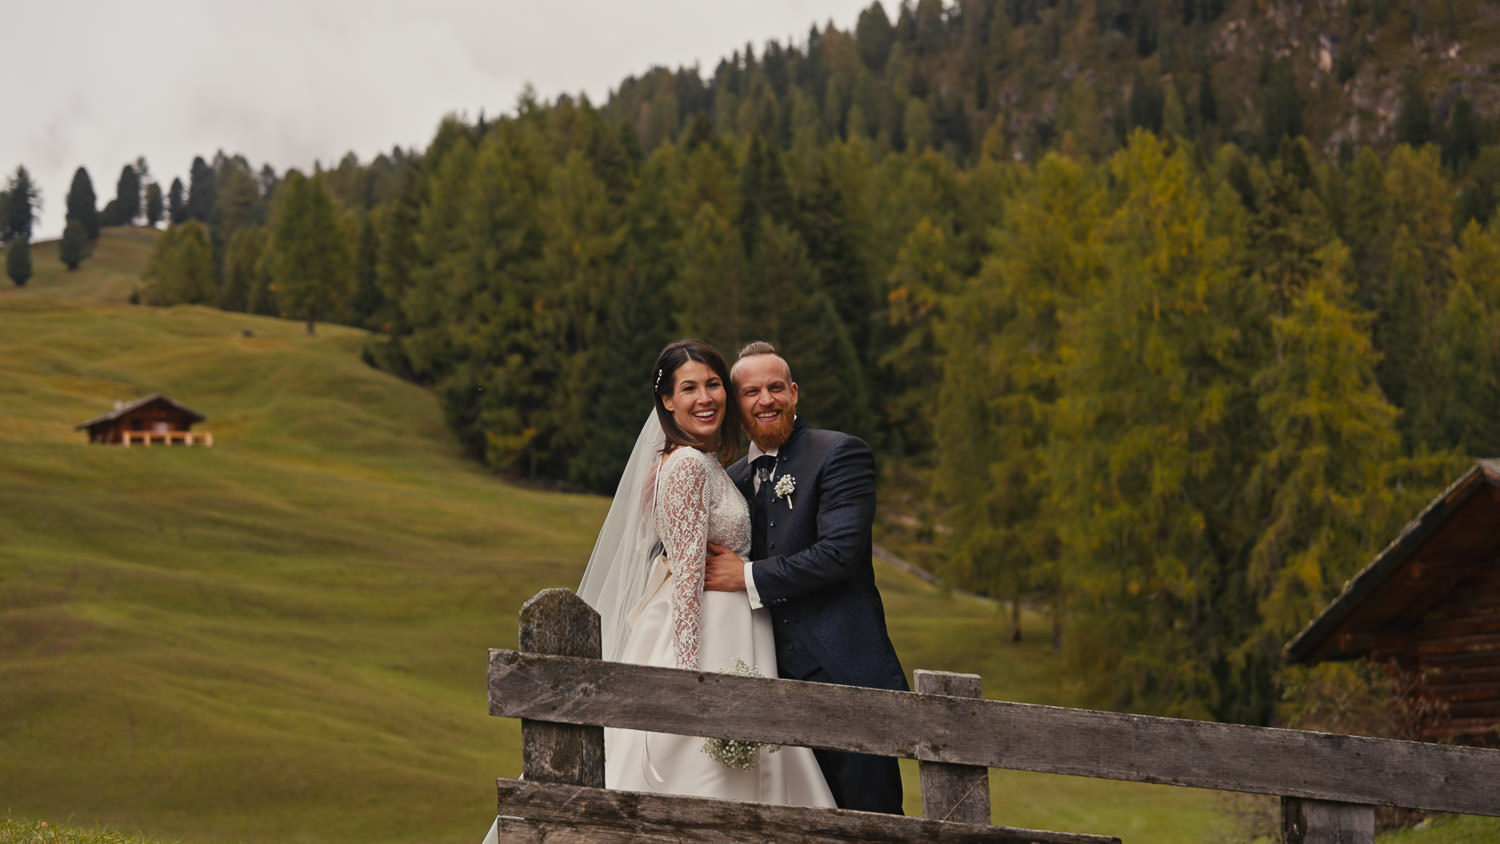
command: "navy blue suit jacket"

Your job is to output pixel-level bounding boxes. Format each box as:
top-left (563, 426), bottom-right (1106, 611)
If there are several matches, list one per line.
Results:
top-left (729, 420), bottom-right (908, 693)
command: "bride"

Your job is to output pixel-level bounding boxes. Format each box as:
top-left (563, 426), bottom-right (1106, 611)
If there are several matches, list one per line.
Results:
top-left (483, 340), bottom-right (831, 841)
top-left (580, 338), bottom-right (834, 804)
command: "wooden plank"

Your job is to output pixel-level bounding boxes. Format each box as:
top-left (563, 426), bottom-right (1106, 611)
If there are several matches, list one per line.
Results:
top-left (487, 649), bottom-right (1500, 815)
top-left (514, 590), bottom-right (604, 788)
top-left (492, 778), bottom-right (1119, 844)
top-left (1281, 798), bottom-right (1374, 844)
top-left (916, 670), bottom-right (990, 824)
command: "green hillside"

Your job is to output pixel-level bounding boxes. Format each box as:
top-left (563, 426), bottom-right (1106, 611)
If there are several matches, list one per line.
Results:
top-left (0, 232), bottom-right (1219, 843)
top-left (3, 231), bottom-right (1488, 844)
top-left (10, 227), bottom-right (161, 304)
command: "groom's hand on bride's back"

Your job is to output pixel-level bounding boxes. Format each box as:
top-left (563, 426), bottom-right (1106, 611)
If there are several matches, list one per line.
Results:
top-left (704, 544), bottom-right (746, 591)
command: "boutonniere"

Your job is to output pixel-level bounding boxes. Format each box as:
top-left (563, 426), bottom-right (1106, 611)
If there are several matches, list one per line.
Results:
top-left (774, 474), bottom-right (797, 509)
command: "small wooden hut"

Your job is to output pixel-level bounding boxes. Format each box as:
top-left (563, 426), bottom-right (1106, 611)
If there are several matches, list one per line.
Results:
top-left (76, 393), bottom-right (213, 447)
top-left (1285, 460), bottom-right (1500, 746)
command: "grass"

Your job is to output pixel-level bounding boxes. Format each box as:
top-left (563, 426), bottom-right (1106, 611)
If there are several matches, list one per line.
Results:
top-left (1, 230), bottom-right (1491, 844)
top-left (4, 227), bottom-right (160, 304)
top-left (0, 817), bottom-right (178, 844)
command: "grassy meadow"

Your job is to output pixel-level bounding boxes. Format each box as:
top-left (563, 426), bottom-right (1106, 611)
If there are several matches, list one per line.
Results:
top-left (1, 230), bottom-right (1488, 844)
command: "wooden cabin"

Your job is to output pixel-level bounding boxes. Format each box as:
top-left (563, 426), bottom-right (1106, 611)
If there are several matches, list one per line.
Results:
top-left (1285, 460), bottom-right (1500, 747)
top-left (76, 393), bottom-right (213, 447)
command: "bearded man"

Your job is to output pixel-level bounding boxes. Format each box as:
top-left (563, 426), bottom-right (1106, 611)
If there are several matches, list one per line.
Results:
top-left (705, 340), bottom-right (908, 815)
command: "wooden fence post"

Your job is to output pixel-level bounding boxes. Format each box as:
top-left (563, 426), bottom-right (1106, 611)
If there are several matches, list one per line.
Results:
top-left (1281, 798), bottom-right (1374, 844)
top-left (517, 588), bottom-right (605, 787)
top-left (915, 670), bottom-right (989, 824)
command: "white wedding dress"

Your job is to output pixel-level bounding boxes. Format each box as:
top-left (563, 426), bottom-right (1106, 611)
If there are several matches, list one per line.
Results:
top-left (482, 446), bottom-right (832, 843)
top-left (603, 446), bottom-right (834, 805)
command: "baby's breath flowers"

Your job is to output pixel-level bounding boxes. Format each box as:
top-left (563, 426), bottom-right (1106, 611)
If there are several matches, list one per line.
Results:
top-left (702, 659), bottom-right (782, 769)
top-left (773, 473), bottom-right (796, 509)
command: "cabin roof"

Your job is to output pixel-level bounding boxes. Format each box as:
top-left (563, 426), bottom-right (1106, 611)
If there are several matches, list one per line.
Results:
top-left (75, 393), bottom-right (207, 430)
top-left (1285, 459), bottom-right (1500, 664)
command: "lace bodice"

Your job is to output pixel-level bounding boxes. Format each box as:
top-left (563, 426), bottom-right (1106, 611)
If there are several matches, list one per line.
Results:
top-left (655, 446), bottom-right (751, 670)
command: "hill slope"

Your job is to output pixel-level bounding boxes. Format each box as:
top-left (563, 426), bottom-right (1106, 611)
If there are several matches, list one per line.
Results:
top-left (7, 227), bottom-right (161, 304)
top-left (0, 237), bottom-right (1215, 843)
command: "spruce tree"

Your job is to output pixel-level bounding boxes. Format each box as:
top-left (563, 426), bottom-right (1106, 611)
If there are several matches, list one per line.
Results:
top-left (570, 150), bottom-right (676, 494)
top-left (347, 213), bottom-right (384, 328)
top-left (1432, 279), bottom-right (1500, 456)
top-left (59, 219), bottom-right (88, 269)
top-left (1245, 245), bottom-right (1400, 678)
top-left (167, 178), bottom-right (187, 224)
top-left (142, 221), bottom-right (215, 304)
top-left (144, 182), bottom-right (163, 227)
top-left (114, 164), bottom-right (141, 225)
top-left (220, 225), bottom-right (269, 313)
top-left (1049, 134), bottom-right (1251, 720)
top-left (66, 167), bottom-right (100, 239)
top-left (268, 171), bottom-right (352, 334)
top-left (6, 236), bottom-right (32, 285)
top-left (2, 166), bottom-right (39, 244)
top-left (186, 156), bottom-right (216, 223)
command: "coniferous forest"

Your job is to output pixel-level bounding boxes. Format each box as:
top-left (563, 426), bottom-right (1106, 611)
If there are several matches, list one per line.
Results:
top-left (8, 0), bottom-right (1500, 726)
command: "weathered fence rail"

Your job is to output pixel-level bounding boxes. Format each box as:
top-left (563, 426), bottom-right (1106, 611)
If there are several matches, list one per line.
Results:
top-left (487, 589), bottom-right (1500, 842)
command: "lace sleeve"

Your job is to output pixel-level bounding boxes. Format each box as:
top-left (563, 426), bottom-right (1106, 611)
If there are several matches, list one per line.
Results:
top-left (656, 449), bottom-right (711, 670)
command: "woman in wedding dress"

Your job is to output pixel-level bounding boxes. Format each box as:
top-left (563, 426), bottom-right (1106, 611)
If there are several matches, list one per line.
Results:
top-left (484, 340), bottom-right (830, 843)
top-left (579, 339), bottom-right (834, 805)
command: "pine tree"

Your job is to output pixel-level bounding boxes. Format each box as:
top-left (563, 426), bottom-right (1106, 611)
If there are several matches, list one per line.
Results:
top-left (855, 3), bottom-right (896, 71)
top-left (2, 166), bottom-right (39, 245)
top-left (881, 218), bottom-right (958, 455)
top-left (114, 164), bottom-right (141, 225)
top-left (6, 236), bottom-right (32, 285)
top-left (797, 156), bottom-right (876, 368)
top-left (1337, 147), bottom-right (1390, 312)
top-left (1244, 244), bottom-right (1400, 678)
top-left (66, 167), bottom-right (100, 240)
top-left (1049, 134), bottom-right (1251, 720)
top-left (570, 149), bottom-right (677, 493)
top-left (211, 157), bottom-right (268, 264)
top-left (142, 222), bottom-right (216, 304)
top-left (59, 218), bottom-right (88, 270)
top-left (347, 212), bottom-right (384, 328)
top-left (220, 225), bottom-right (268, 313)
top-left (168, 178), bottom-right (188, 224)
top-left (1431, 278), bottom-right (1500, 456)
top-left (267, 171), bottom-right (353, 334)
top-left (737, 134), bottom-right (795, 258)
top-left (933, 151), bottom-right (1103, 642)
top-left (144, 182), bottom-right (164, 227)
top-left (186, 156), bottom-right (216, 223)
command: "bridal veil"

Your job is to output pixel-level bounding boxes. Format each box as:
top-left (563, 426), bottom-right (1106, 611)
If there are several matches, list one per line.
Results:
top-left (576, 413), bottom-right (664, 661)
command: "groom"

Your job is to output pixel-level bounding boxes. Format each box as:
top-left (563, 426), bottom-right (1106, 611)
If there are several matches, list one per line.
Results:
top-left (705, 341), bottom-right (908, 814)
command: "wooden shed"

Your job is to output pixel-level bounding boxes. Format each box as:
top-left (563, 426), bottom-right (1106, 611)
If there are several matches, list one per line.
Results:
top-left (1285, 460), bottom-right (1500, 746)
top-left (76, 393), bottom-right (213, 447)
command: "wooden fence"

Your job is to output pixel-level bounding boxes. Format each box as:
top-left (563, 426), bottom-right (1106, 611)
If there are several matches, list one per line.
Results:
top-left (487, 589), bottom-right (1500, 843)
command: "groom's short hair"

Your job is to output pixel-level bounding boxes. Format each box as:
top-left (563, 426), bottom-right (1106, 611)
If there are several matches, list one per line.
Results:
top-left (737, 340), bottom-right (777, 359)
top-left (734, 341), bottom-right (792, 381)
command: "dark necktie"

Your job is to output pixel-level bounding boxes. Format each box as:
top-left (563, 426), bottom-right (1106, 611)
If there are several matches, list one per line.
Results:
top-left (750, 454), bottom-right (776, 558)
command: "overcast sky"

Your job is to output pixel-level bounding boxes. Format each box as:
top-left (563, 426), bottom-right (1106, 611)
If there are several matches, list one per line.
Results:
top-left (5, 0), bottom-right (873, 240)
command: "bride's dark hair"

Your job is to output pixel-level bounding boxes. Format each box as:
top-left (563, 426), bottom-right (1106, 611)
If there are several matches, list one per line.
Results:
top-left (652, 338), bottom-right (741, 465)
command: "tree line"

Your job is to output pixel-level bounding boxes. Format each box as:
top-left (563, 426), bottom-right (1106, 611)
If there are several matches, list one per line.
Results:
top-left (7, 0), bottom-right (1499, 725)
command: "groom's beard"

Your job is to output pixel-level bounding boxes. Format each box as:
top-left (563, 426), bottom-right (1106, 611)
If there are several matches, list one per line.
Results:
top-left (746, 409), bottom-right (795, 451)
